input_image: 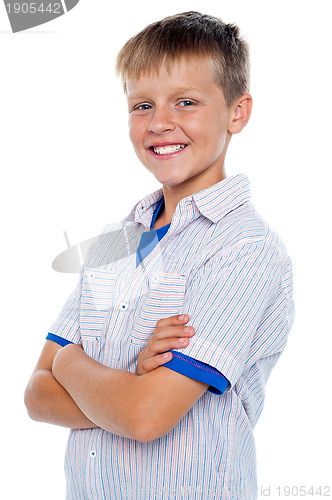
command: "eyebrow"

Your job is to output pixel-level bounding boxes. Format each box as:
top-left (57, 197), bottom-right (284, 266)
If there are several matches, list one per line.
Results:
top-left (127, 87), bottom-right (205, 101)
top-left (174, 86), bottom-right (204, 94)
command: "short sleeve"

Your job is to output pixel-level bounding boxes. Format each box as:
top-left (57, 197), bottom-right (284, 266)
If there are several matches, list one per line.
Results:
top-left (46, 227), bottom-right (111, 346)
top-left (172, 242), bottom-right (290, 388)
top-left (163, 351), bottom-right (230, 394)
top-left (46, 267), bottom-right (83, 345)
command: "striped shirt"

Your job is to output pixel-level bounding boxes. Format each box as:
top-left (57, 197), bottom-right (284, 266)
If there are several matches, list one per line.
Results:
top-left (49, 197), bottom-right (230, 394)
top-left (48, 174), bottom-right (294, 499)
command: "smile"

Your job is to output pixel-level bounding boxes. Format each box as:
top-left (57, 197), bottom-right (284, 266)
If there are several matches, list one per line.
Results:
top-left (150, 144), bottom-right (187, 155)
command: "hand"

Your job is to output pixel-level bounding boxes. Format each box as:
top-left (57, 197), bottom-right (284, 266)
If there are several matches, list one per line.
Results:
top-left (135, 314), bottom-right (195, 376)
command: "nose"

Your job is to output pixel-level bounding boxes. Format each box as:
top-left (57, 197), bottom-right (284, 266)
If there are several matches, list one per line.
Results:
top-left (148, 106), bottom-right (175, 134)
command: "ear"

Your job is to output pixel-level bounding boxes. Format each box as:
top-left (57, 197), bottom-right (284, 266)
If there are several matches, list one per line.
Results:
top-left (228, 93), bottom-right (253, 134)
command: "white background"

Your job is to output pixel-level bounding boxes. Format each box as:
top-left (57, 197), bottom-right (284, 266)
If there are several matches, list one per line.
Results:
top-left (1, 0), bottom-right (331, 498)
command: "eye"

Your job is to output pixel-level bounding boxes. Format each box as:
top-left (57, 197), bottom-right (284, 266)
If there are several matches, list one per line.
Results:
top-left (135, 103), bottom-right (152, 111)
top-left (178, 100), bottom-right (196, 107)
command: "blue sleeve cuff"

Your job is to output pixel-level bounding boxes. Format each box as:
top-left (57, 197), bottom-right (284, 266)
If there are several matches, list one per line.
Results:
top-left (46, 333), bottom-right (74, 347)
top-left (163, 351), bottom-right (230, 395)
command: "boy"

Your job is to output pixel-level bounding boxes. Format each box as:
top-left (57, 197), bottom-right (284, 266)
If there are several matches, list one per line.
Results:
top-left (24, 11), bottom-right (294, 500)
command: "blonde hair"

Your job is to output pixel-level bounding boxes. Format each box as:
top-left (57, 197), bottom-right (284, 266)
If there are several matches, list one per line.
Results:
top-left (115, 11), bottom-right (250, 107)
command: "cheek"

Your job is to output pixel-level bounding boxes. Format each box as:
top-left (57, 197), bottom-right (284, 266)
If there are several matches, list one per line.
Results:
top-left (128, 121), bottom-right (136, 145)
top-left (210, 116), bottom-right (229, 151)
top-left (128, 119), bottom-right (143, 149)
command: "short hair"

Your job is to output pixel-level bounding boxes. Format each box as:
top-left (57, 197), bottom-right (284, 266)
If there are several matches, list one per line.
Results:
top-left (115, 11), bottom-right (250, 107)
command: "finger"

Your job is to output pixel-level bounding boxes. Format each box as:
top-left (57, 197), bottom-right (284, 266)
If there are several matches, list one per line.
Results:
top-left (145, 336), bottom-right (191, 356)
top-left (155, 314), bottom-right (190, 329)
top-left (141, 351), bottom-right (173, 374)
top-left (151, 324), bottom-right (195, 342)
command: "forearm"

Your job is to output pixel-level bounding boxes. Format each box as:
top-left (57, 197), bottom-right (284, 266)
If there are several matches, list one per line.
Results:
top-left (24, 368), bottom-right (98, 430)
top-left (52, 344), bottom-right (208, 443)
top-left (52, 344), bottom-right (141, 439)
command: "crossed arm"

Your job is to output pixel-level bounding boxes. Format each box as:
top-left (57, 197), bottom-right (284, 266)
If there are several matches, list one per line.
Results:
top-left (24, 316), bottom-right (208, 443)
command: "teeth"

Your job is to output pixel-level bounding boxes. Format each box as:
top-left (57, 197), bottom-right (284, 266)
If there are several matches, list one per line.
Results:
top-left (153, 144), bottom-right (186, 155)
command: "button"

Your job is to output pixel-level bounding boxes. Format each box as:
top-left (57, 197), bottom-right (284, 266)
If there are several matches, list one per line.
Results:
top-left (151, 274), bottom-right (159, 284)
top-left (90, 449), bottom-right (97, 458)
top-left (88, 272), bottom-right (95, 279)
top-left (120, 301), bottom-right (128, 311)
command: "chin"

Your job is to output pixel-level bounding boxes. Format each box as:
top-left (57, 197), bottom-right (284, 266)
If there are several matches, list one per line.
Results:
top-left (157, 177), bottom-right (187, 188)
top-left (153, 170), bottom-right (189, 186)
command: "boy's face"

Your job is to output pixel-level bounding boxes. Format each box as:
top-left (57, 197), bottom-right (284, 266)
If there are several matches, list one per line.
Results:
top-left (126, 57), bottom-right (247, 194)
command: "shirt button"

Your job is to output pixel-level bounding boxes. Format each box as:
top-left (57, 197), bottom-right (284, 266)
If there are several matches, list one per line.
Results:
top-left (90, 449), bottom-right (97, 459)
top-left (152, 274), bottom-right (159, 284)
top-left (120, 301), bottom-right (128, 311)
top-left (88, 272), bottom-right (94, 279)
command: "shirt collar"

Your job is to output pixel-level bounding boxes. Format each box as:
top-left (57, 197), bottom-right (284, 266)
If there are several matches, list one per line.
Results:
top-left (124, 174), bottom-right (251, 228)
top-left (192, 173), bottom-right (251, 222)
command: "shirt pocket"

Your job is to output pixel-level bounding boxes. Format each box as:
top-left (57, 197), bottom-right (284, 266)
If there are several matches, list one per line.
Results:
top-left (130, 272), bottom-right (186, 346)
top-left (80, 269), bottom-right (115, 345)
